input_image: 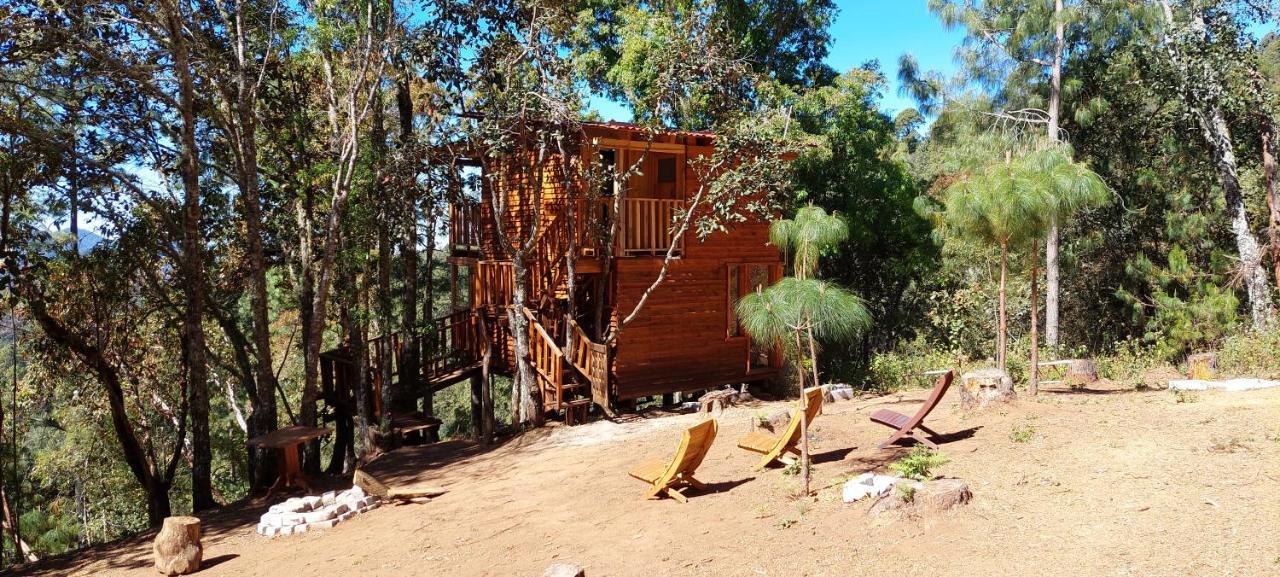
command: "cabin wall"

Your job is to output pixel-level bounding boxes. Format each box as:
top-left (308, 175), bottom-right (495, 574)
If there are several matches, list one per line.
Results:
top-left (612, 151), bottom-right (782, 399)
top-left (477, 151), bottom-right (569, 260)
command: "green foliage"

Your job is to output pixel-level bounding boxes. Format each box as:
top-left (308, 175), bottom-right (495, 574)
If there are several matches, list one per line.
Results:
top-left (1009, 422), bottom-right (1036, 443)
top-left (864, 338), bottom-right (958, 393)
top-left (1217, 330), bottom-right (1280, 379)
top-left (888, 446), bottom-right (949, 481)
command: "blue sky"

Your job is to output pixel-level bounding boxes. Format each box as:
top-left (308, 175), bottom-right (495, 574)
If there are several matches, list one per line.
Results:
top-left (589, 1), bottom-right (961, 121)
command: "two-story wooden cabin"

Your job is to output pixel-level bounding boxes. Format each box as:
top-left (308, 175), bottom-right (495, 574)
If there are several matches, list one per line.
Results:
top-left (446, 121), bottom-right (784, 422)
top-left (319, 121), bottom-right (785, 440)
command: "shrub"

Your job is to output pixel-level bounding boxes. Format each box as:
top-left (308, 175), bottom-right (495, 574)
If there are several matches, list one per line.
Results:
top-left (864, 337), bottom-right (960, 393)
top-left (1218, 330), bottom-right (1280, 379)
top-left (888, 446), bottom-right (949, 480)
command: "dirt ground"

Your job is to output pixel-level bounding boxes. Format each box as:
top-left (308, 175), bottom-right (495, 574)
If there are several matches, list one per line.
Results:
top-left (24, 381), bottom-right (1280, 577)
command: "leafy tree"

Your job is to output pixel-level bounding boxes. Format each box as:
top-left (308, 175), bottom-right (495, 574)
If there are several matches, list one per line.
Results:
top-left (736, 206), bottom-right (870, 496)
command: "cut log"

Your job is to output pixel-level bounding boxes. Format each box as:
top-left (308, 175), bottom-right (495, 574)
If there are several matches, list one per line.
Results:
top-left (152, 516), bottom-right (202, 576)
top-left (354, 468), bottom-right (446, 501)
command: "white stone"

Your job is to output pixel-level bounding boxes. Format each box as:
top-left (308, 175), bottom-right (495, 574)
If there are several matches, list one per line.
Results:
top-left (842, 473), bottom-right (900, 503)
top-left (299, 496), bottom-right (322, 509)
top-left (321, 491), bottom-right (337, 506)
top-left (361, 496), bottom-right (380, 508)
top-left (260, 512), bottom-right (283, 526)
top-left (1168, 378), bottom-right (1280, 392)
top-left (365, 502), bottom-right (380, 511)
top-left (331, 503), bottom-right (349, 516)
top-left (268, 504), bottom-right (287, 514)
top-left (260, 524), bottom-right (281, 537)
top-left (281, 498), bottom-right (307, 512)
top-left (311, 518), bottom-right (340, 530)
top-left (279, 525), bottom-right (295, 536)
top-left (303, 509), bottom-right (335, 524)
top-left (279, 513), bottom-right (304, 526)
top-left (294, 523), bottom-right (308, 534)
top-left (338, 511), bottom-right (355, 522)
top-left (349, 485), bottom-right (366, 499)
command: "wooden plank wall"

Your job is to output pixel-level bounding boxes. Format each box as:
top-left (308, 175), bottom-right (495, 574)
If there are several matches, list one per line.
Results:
top-left (613, 147), bottom-right (782, 400)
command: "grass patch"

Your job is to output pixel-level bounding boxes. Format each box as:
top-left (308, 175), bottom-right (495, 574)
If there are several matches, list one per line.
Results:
top-left (1009, 422), bottom-right (1036, 443)
top-left (1172, 389), bottom-right (1199, 404)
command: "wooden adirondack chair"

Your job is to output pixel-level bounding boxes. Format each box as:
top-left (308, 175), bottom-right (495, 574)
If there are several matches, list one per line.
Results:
top-left (870, 369), bottom-right (955, 449)
top-left (736, 387), bottom-right (824, 471)
top-left (628, 419), bottom-right (719, 503)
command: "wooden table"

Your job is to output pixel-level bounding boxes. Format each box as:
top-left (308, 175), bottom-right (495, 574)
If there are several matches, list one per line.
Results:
top-left (246, 425), bottom-right (332, 498)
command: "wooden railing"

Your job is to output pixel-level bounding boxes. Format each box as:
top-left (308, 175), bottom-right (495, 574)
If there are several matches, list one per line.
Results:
top-left (473, 260), bottom-right (514, 310)
top-left (449, 201), bottom-right (483, 253)
top-left (528, 203), bottom-right (572, 301)
top-left (522, 307), bottom-right (565, 411)
top-left (566, 319), bottom-right (609, 408)
top-left (619, 198), bottom-right (684, 256)
top-left (422, 309), bottom-right (483, 380)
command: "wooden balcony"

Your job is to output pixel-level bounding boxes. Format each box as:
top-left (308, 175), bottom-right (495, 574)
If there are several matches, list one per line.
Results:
top-left (619, 198), bottom-right (684, 257)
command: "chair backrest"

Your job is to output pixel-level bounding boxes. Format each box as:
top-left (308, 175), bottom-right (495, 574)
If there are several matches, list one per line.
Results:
top-left (776, 387), bottom-right (825, 451)
top-left (663, 418), bottom-right (718, 479)
top-left (903, 370), bottom-right (955, 429)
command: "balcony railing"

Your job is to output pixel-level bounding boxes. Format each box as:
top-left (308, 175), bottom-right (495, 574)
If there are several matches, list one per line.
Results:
top-left (449, 202), bottom-right (483, 253)
top-left (619, 198), bottom-right (684, 257)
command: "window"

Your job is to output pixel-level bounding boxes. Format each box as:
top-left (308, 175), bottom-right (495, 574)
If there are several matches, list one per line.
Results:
top-left (727, 263), bottom-right (778, 339)
top-left (657, 156), bottom-right (677, 183)
top-left (727, 266), bottom-right (741, 338)
top-left (652, 153), bottom-right (681, 199)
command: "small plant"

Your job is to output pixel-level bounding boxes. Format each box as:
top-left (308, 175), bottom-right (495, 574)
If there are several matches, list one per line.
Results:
top-left (777, 517), bottom-right (797, 529)
top-left (755, 412), bottom-right (771, 428)
top-left (1010, 422), bottom-right (1036, 443)
top-left (781, 456), bottom-right (810, 477)
top-left (1172, 389), bottom-right (1199, 404)
top-left (752, 503), bottom-right (772, 519)
top-left (895, 482), bottom-right (916, 502)
top-left (888, 446), bottom-right (949, 480)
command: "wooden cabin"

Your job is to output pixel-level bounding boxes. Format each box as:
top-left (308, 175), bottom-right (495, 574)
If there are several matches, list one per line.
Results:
top-left (448, 121), bottom-right (784, 421)
top-left (321, 121), bottom-right (784, 440)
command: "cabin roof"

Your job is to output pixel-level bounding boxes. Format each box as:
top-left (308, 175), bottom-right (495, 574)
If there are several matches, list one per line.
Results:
top-left (579, 120), bottom-right (717, 139)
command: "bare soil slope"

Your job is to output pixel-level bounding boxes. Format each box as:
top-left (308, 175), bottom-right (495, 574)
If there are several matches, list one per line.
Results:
top-left (27, 383), bottom-right (1280, 577)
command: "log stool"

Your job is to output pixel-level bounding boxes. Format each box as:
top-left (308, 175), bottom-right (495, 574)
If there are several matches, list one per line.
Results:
top-left (153, 516), bottom-right (202, 575)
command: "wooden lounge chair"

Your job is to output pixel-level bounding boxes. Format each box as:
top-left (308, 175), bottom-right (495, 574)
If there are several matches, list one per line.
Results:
top-left (628, 419), bottom-right (719, 503)
top-left (736, 387), bottom-right (824, 470)
top-left (870, 369), bottom-right (955, 449)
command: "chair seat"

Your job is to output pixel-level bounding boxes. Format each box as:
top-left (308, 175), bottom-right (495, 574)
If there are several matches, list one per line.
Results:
top-left (870, 408), bottom-right (909, 429)
top-left (628, 459), bottom-right (667, 483)
top-left (736, 430), bottom-right (779, 454)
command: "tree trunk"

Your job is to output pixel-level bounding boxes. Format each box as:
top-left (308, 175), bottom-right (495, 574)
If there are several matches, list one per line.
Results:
top-left (167, 7), bottom-right (214, 512)
top-left (508, 253), bottom-right (541, 427)
top-left (1263, 115), bottom-right (1280, 295)
top-left (26, 297), bottom-right (177, 526)
top-left (1198, 106), bottom-right (1274, 329)
top-left (998, 242), bottom-right (1008, 371)
top-left (237, 84), bottom-right (279, 490)
top-left (395, 70), bottom-right (420, 409)
top-left (1029, 241), bottom-right (1040, 396)
top-left (1045, 0), bottom-right (1065, 349)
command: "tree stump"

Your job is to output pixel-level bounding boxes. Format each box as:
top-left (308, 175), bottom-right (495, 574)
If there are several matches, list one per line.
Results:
top-left (698, 389), bottom-right (738, 413)
top-left (959, 368), bottom-right (1015, 409)
top-left (153, 516), bottom-right (202, 576)
top-left (1187, 353), bottom-right (1217, 380)
top-left (1065, 359), bottom-right (1099, 385)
